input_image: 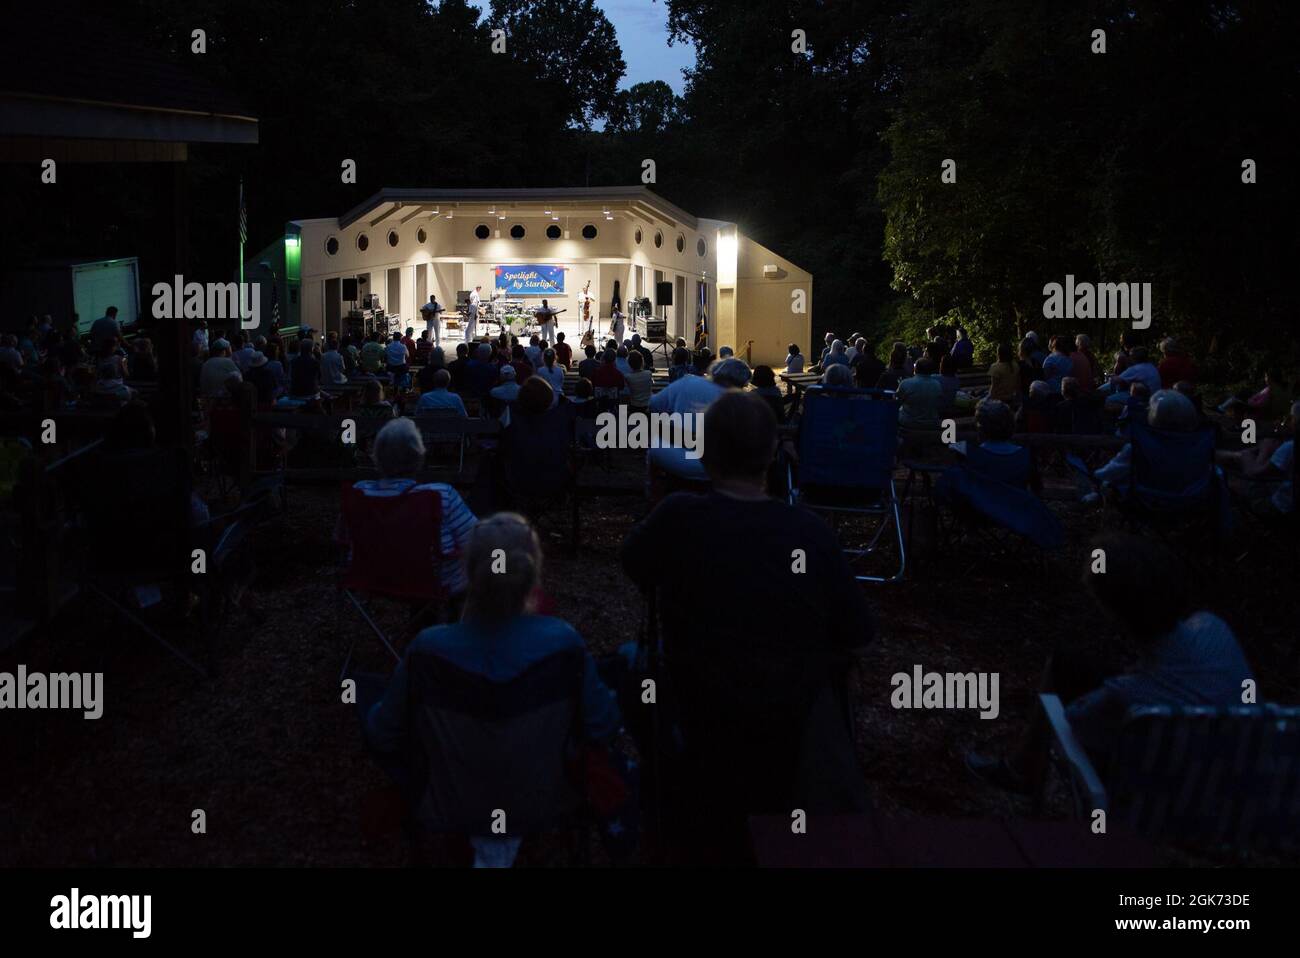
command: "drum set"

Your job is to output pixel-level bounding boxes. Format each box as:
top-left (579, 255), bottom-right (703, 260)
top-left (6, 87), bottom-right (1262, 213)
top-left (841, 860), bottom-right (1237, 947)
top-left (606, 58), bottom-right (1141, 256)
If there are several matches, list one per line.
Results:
top-left (484, 298), bottom-right (533, 337)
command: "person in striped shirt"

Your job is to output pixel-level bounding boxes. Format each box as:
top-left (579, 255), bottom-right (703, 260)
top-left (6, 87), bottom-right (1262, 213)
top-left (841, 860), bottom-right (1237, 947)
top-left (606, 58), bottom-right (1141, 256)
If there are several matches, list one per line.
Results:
top-left (340, 417), bottom-right (478, 597)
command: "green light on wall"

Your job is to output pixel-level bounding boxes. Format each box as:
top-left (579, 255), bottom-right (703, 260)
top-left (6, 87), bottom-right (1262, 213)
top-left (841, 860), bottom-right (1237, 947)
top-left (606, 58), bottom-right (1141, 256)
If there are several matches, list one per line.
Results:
top-left (284, 233), bottom-right (301, 284)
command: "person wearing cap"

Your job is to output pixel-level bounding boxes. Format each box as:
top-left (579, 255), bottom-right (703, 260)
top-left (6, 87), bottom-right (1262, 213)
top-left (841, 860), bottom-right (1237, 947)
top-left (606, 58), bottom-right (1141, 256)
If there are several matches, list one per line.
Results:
top-left (818, 331), bottom-right (836, 365)
top-left (1157, 337), bottom-right (1196, 389)
top-left (621, 390), bottom-right (873, 861)
top-left (244, 348), bottom-right (277, 404)
top-left (489, 363), bottom-right (521, 405)
top-left (647, 356), bottom-right (752, 482)
top-left (199, 338), bottom-right (242, 399)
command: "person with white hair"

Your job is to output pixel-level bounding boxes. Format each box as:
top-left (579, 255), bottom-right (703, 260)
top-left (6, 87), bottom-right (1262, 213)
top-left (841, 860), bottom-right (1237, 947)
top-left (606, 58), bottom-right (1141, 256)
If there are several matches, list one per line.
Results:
top-left (821, 363), bottom-right (854, 387)
top-left (364, 512), bottom-right (620, 868)
top-left (819, 331), bottom-right (836, 365)
top-left (647, 356), bottom-right (753, 483)
top-left (1090, 389), bottom-right (1201, 493)
top-left (822, 339), bottom-right (850, 369)
top-left (537, 348), bottom-right (566, 407)
top-left (345, 417), bottom-right (478, 596)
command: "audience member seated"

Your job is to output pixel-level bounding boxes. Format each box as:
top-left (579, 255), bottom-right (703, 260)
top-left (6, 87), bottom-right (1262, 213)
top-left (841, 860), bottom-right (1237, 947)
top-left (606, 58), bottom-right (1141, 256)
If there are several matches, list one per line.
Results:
top-left (967, 532), bottom-right (1255, 795)
top-left (1158, 337), bottom-right (1196, 389)
top-left (784, 342), bottom-right (805, 375)
top-left (1091, 388), bottom-right (1203, 494)
top-left (357, 379), bottom-right (395, 418)
top-left (851, 339), bottom-right (884, 389)
top-left (447, 343), bottom-right (470, 393)
top-left (415, 369), bottom-right (467, 417)
top-left (231, 332), bottom-right (257, 373)
top-left (821, 363), bottom-right (854, 387)
top-left (464, 343), bottom-right (498, 398)
top-left (624, 351), bottom-right (653, 412)
top-left (344, 418), bottom-right (476, 595)
top-left (988, 343), bottom-right (1021, 403)
top-left (590, 348), bottom-right (626, 395)
top-left (1017, 380), bottom-right (1058, 433)
top-left (245, 350), bottom-right (278, 406)
top-left (1104, 345), bottom-right (1161, 398)
top-left (751, 365), bottom-right (786, 422)
top-left (88, 360), bottom-right (133, 405)
top-left (896, 356), bottom-right (943, 429)
top-left (876, 341), bottom-right (911, 391)
top-left (263, 342), bottom-right (287, 394)
top-left (822, 339), bottom-right (850, 370)
top-left (1075, 333), bottom-right (1101, 385)
top-left (290, 338), bottom-right (321, 397)
top-left (949, 326), bottom-right (974, 369)
top-left (200, 338), bottom-right (242, 399)
top-left (385, 332), bottom-right (410, 385)
top-left (361, 331), bottom-right (386, 375)
top-left (621, 391), bottom-right (872, 861)
top-left (537, 348), bottom-right (567, 403)
top-left (320, 339), bottom-right (348, 386)
top-left (362, 512), bottom-right (617, 867)
top-left (578, 344), bottom-right (600, 380)
top-left (1225, 399), bottom-right (1297, 518)
top-left (1052, 376), bottom-right (1103, 435)
top-left (1041, 335), bottom-right (1075, 393)
top-left (129, 337), bottom-right (158, 381)
top-left (647, 357), bottom-right (752, 482)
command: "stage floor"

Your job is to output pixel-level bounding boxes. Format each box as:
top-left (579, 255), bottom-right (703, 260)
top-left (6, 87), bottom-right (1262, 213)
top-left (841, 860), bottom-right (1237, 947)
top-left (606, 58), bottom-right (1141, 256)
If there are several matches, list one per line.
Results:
top-left (431, 314), bottom-right (675, 366)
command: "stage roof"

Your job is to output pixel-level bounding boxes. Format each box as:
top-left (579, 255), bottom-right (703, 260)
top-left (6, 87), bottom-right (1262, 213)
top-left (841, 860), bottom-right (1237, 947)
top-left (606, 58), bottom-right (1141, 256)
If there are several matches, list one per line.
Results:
top-left (339, 187), bottom-right (701, 232)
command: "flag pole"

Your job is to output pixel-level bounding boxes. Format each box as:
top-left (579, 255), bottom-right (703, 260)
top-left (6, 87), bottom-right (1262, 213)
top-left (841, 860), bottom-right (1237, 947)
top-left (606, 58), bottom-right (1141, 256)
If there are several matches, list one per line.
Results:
top-left (238, 178), bottom-right (246, 324)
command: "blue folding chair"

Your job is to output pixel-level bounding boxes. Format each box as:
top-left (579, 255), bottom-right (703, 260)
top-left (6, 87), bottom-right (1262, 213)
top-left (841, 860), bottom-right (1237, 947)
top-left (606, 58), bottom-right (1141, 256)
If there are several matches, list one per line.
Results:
top-left (1125, 419), bottom-right (1217, 514)
top-left (788, 386), bottom-right (905, 582)
top-left (961, 443), bottom-right (1033, 489)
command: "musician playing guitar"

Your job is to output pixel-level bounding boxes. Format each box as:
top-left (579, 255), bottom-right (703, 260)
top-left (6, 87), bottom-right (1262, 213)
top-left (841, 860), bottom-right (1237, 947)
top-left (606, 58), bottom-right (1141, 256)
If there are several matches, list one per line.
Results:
top-left (533, 299), bottom-right (565, 343)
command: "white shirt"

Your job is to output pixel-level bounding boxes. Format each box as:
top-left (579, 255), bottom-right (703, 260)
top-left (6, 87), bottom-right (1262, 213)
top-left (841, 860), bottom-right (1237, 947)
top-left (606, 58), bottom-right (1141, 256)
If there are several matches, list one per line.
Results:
top-left (649, 373), bottom-right (724, 416)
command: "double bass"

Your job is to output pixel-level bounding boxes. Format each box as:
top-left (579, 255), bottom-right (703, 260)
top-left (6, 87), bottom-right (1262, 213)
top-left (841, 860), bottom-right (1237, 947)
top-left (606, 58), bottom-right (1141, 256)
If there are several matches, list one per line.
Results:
top-left (579, 281), bottom-right (595, 346)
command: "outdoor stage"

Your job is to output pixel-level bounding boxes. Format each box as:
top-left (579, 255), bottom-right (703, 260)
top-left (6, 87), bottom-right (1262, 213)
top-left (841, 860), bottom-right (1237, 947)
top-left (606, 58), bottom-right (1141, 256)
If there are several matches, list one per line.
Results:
top-left (433, 312), bottom-right (673, 367)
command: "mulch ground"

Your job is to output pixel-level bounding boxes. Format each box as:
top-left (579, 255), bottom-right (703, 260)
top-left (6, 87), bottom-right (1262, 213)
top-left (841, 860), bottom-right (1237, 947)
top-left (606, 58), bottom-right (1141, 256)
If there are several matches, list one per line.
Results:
top-left (2, 449), bottom-right (1296, 867)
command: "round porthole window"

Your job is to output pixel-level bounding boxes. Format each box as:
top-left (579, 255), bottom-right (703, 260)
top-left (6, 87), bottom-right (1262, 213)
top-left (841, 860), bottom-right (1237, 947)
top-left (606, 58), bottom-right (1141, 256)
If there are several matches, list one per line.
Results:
top-left (676, 233), bottom-right (685, 253)
top-left (634, 227), bottom-right (643, 245)
top-left (474, 224), bottom-right (490, 240)
top-left (582, 224), bottom-right (598, 240)
top-left (387, 230), bottom-right (400, 248)
top-left (416, 227), bottom-right (427, 244)
top-left (510, 224), bottom-right (526, 240)
top-left (697, 238), bottom-right (706, 257)
top-left (654, 230), bottom-right (663, 248)
top-left (325, 236), bottom-right (339, 256)
top-left (357, 233), bottom-right (369, 252)
top-left (546, 224), bottom-right (562, 240)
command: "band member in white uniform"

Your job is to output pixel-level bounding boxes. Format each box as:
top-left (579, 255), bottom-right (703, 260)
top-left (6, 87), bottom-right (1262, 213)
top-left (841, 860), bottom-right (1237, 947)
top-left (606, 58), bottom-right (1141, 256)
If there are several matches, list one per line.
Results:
top-left (464, 286), bottom-right (481, 342)
top-left (535, 299), bottom-right (558, 343)
top-left (420, 294), bottom-right (445, 346)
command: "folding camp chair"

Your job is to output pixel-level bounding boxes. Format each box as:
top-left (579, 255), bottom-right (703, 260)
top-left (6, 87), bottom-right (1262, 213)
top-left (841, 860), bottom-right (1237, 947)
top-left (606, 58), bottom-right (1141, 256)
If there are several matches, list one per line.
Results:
top-left (788, 386), bottom-right (905, 582)
top-left (337, 483), bottom-right (449, 682)
top-left (934, 457), bottom-right (1063, 558)
top-left (414, 410), bottom-right (469, 474)
top-left (402, 642), bottom-right (590, 866)
top-left (1041, 695), bottom-right (1300, 850)
top-left (499, 405), bottom-right (581, 552)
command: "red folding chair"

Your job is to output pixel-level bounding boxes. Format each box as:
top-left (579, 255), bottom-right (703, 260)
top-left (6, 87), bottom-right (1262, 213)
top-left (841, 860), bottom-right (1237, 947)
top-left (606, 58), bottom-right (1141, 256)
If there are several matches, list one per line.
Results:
top-left (337, 483), bottom-right (450, 681)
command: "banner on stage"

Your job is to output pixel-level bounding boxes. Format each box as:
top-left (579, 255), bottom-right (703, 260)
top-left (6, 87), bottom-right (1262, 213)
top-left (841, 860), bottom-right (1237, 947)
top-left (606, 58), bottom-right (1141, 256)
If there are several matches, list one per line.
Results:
top-left (494, 265), bottom-right (565, 296)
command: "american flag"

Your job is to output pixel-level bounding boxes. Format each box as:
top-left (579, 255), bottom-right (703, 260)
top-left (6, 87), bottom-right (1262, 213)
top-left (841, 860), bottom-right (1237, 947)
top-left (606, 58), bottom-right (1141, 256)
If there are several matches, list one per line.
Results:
top-left (238, 178), bottom-right (248, 246)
